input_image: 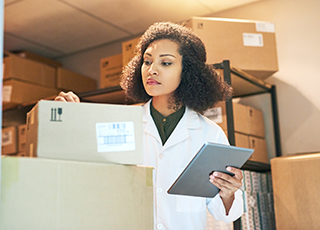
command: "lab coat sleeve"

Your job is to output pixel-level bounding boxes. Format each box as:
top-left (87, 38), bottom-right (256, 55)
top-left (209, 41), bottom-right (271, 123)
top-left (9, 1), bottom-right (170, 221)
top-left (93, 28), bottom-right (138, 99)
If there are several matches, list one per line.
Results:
top-left (206, 189), bottom-right (243, 223)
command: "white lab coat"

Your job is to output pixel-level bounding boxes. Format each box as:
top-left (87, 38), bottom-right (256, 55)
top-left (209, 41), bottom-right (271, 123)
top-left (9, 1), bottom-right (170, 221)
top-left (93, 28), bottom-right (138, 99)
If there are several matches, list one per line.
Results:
top-left (142, 100), bottom-right (243, 230)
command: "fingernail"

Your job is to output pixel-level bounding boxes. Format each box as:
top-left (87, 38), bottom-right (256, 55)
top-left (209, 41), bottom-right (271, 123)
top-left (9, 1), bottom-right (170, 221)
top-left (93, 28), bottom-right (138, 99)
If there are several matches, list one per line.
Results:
top-left (227, 167), bottom-right (231, 171)
top-left (213, 172), bottom-right (218, 176)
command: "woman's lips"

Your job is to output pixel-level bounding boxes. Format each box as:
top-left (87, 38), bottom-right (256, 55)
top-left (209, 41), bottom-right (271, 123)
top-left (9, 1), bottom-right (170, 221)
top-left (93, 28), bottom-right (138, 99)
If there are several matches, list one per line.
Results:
top-left (147, 79), bottom-right (160, 85)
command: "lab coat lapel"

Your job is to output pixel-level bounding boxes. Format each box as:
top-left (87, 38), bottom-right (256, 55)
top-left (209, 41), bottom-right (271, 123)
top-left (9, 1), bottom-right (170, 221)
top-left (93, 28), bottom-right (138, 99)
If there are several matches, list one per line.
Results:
top-left (143, 100), bottom-right (162, 144)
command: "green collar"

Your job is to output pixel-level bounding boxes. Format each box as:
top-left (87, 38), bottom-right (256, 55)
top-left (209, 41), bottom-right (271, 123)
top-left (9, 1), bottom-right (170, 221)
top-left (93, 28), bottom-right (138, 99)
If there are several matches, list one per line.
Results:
top-left (150, 103), bottom-right (186, 145)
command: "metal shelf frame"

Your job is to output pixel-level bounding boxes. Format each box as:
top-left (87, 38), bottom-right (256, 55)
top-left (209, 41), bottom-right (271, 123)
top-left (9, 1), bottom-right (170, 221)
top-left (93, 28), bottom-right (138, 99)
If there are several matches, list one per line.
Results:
top-left (214, 60), bottom-right (281, 230)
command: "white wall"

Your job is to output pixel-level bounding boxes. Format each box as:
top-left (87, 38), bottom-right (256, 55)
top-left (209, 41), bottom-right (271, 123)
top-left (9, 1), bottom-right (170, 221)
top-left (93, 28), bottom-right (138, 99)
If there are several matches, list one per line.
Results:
top-left (207, 0), bottom-right (320, 155)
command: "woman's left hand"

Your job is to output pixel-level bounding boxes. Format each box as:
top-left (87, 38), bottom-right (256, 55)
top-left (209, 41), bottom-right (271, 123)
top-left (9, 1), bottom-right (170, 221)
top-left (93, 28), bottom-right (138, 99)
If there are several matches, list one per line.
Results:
top-left (209, 167), bottom-right (243, 213)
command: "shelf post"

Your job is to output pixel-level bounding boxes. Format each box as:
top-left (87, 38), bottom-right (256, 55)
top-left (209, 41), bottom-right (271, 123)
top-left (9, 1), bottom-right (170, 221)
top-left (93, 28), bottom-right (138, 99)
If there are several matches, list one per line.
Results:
top-left (222, 60), bottom-right (236, 146)
top-left (270, 85), bottom-right (282, 156)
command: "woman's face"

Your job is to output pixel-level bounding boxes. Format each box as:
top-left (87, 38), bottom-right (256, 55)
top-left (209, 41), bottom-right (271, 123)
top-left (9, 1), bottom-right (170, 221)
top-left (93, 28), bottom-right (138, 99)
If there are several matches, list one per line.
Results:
top-left (141, 39), bottom-right (182, 99)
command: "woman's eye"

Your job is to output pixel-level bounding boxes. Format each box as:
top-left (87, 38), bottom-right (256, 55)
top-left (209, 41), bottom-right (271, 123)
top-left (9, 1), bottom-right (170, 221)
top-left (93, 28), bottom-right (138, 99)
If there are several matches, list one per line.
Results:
top-left (162, 62), bottom-right (172, 66)
top-left (143, 60), bottom-right (151, 65)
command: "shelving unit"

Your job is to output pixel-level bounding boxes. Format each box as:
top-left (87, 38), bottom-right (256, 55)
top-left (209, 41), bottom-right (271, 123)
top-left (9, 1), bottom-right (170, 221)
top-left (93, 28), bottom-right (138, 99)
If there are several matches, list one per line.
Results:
top-left (213, 60), bottom-right (281, 230)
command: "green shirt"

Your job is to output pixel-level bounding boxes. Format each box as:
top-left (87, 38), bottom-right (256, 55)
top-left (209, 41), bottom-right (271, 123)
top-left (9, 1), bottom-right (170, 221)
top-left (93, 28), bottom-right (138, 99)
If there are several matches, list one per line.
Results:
top-left (150, 103), bottom-right (186, 145)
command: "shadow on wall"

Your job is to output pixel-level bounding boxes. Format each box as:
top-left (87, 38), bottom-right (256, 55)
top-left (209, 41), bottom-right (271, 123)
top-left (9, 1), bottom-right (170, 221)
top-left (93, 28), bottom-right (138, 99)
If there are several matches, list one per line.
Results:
top-left (265, 75), bottom-right (320, 155)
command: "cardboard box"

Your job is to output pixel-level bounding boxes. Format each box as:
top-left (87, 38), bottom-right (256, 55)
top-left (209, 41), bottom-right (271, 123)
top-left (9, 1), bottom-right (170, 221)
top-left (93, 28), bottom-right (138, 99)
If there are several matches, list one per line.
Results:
top-left (223, 130), bottom-right (249, 149)
top-left (185, 17), bottom-right (278, 79)
top-left (3, 53), bottom-right (56, 88)
top-left (2, 79), bottom-right (59, 110)
top-left (26, 100), bottom-right (143, 165)
top-left (13, 50), bottom-right (62, 67)
top-left (122, 37), bottom-right (140, 66)
top-left (57, 67), bottom-right (97, 93)
top-left (249, 136), bottom-right (268, 163)
top-left (205, 102), bottom-right (265, 138)
top-left (223, 131), bottom-right (268, 163)
top-left (271, 153), bottom-right (320, 230)
top-left (0, 157), bottom-right (153, 230)
top-left (1, 126), bottom-right (18, 155)
top-left (100, 54), bottom-right (122, 89)
top-left (18, 124), bottom-right (27, 152)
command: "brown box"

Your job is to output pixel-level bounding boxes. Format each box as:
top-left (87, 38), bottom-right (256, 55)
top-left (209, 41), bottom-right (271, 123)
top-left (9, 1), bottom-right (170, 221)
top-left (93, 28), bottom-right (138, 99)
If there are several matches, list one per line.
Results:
top-left (247, 106), bottom-right (265, 138)
top-left (57, 68), bottom-right (97, 93)
top-left (18, 124), bottom-right (27, 152)
top-left (2, 79), bottom-right (59, 110)
top-left (122, 37), bottom-right (140, 67)
top-left (271, 153), bottom-right (320, 230)
top-left (185, 17), bottom-right (278, 79)
top-left (248, 136), bottom-right (268, 163)
top-left (205, 102), bottom-right (265, 138)
top-left (26, 100), bottom-right (143, 165)
top-left (3, 53), bottom-right (56, 88)
top-left (1, 157), bottom-right (154, 230)
top-left (13, 50), bottom-right (62, 68)
top-left (224, 131), bottom-right (268, 163)
top-left (2, 126), bottom-right (18, 155)
top-left (100, 54), bottom-right (122, 89)
top-left (235, 132), bottom-right (250, 149)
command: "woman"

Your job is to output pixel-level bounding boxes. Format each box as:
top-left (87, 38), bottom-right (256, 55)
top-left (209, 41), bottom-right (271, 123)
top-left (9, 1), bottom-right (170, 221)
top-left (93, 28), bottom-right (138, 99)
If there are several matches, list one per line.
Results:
top-left (55, 22), bottom-right (243, 230)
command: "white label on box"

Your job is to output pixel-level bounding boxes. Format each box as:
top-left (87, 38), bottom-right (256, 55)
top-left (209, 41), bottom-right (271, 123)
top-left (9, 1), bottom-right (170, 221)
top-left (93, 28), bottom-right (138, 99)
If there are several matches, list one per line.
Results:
top-left (243, 33), bottom-right (263, 47)
top-left (2, 85), bottom-right (12, 102)
top-left (2, 130), bottom-right (13, 146)
top-left (204, 107), bottom-right (223, 123)
top-left (256, 22), bottom-right (275, 33)
top-left (96, 122), bottom-right (135, 152)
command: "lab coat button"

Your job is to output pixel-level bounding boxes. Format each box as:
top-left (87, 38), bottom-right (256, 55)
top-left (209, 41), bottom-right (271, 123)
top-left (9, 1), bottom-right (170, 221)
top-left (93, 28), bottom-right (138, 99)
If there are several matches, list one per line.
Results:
top-left (157, 223), bottom-right (163, 229)
top-left (157, 188), bottom-right (163, 193)
top-left (159, 153), bottom-right (164, 159)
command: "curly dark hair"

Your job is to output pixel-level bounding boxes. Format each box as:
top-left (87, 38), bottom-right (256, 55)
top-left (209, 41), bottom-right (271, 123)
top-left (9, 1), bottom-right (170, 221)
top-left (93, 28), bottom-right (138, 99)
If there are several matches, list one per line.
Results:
top-left (120, 21), bottom-right (232, 113)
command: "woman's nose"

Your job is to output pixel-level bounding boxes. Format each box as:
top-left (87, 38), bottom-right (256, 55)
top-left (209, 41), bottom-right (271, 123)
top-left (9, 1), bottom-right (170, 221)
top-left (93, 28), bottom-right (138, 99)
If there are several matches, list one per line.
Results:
top-left (148, 63), bottom-right (158, 76)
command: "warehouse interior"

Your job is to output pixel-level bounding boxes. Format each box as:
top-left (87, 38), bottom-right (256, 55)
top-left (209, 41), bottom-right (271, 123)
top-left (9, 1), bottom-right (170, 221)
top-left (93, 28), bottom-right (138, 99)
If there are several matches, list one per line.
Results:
top-left (1, 0), bottom-right (320, 229)
top-left (4, 0), bottom-right (319, 155)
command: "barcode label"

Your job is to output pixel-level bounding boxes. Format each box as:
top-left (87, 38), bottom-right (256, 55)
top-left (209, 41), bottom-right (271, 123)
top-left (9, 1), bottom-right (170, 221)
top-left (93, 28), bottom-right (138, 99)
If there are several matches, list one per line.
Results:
top-left (96, 122), bottom-right (135, 152)
top-left (243, 33), bottom-right (263, 47)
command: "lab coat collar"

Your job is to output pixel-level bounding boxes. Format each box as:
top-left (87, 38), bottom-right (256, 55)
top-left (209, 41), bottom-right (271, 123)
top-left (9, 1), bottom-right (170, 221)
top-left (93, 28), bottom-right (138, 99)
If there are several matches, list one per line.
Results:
top-left (143, 100), bottom-right (202, 150)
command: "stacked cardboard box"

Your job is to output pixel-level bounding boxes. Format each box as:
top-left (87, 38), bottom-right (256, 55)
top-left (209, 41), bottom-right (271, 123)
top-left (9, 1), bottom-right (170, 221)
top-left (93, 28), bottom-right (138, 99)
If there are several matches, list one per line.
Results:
top-left (1, 124), bottom-right (27, 156)
top-left (204, 101), bottom-right (269, 163)
top-left (240, 170), bottom-right (276, 230)
top-left (3, 53), bottom-right (59, 109)
top-left (184, 17), bottom-right (278, 80)
top-left (56, 67), bottom-right (96, 93)
top-left (100, 54), bottom-right (123, 89)
top-left (1, 100), bottom-right (153, 229)
top-left (122, 37), bottom-right (140, 67)
top-left (2, 51), bottom-right (97, 110)
top-left (0, 157), bottom-right (154, 230)
top-left (99, 37), bottom-right (140, 89)
top-left (1, 126), bottom-right (18, 155)
top-left (271, 153), bottom-right (320, 230)
top-left (26, 100), bottom-right (144, 165)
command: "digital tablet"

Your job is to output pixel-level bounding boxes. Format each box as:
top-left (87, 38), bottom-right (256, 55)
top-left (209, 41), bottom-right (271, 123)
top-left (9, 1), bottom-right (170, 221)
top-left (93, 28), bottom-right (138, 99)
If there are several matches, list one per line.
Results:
top-left (167, 142), bottom-right (254, 198)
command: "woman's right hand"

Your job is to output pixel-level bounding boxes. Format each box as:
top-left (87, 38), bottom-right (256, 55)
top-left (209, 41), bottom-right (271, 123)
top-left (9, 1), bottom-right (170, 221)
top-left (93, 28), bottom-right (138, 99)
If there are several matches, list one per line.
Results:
top-left (54, 91), bottom-right (80, 103)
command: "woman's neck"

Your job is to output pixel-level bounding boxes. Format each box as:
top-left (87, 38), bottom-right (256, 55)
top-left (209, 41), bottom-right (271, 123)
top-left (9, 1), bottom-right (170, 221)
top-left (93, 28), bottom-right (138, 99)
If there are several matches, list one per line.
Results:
top-left (152, 96), bottom-right (182, 117)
